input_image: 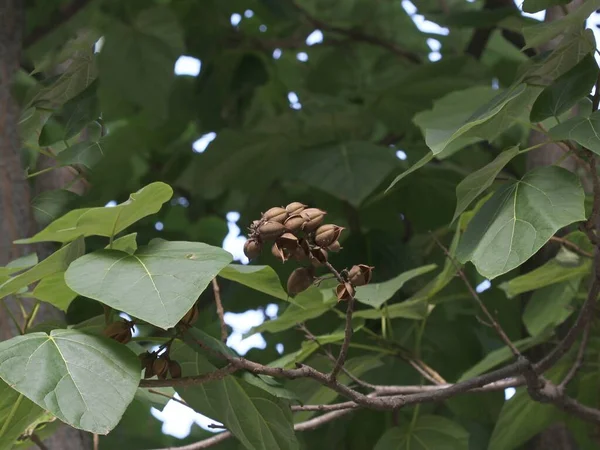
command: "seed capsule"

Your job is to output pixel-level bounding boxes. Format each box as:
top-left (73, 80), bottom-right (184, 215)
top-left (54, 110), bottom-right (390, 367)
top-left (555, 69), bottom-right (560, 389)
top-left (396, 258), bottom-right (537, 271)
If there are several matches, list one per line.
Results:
top-left (336, 282), bottom-right (355, 301)
top-left (139, 352), bottom-right (156, 378)
top-left (168, 360), bottom-right (182, 379)
top-left (314, 224), bottom-right (344, 248)
top-left (152, 358), bottom-right (170, 380)
top-left (103, 320), bottom-right (133, 344)
top-left (271, 242), bottom-right (288, 262)
top-left (348, 264), bottom-right (374, 286)
top-left (309, 248), bottom-right (328, 267)
top-left (286, 202), bottom-right (307, 215)
top-left (262, 207), bottom-right (288, 223)
top-left (284, 214), bottom-right (306, 233)
top-left (291, 238), bottom-right (309, 261)
top-left (258, 221), bottom-right (286, 240)
top-left (244, 239), bottom-right (262, 260)
top-left (180, 304), bottom-right (199, 327)
top-left (328, 241), bottom-right (342, 252)
top-left (301, 208), bottom-right (326, 232)
top-left (287, 267), bottom-right (315, 295)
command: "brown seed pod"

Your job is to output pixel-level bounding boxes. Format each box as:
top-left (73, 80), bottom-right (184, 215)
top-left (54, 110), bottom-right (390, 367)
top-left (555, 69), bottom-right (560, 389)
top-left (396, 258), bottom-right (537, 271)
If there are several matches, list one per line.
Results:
top-left (348, 264), bottom-right (374, 286)
top-left (262, 207), bottom-right (288, 223)
top-left (327, 241), bottom-right (342, 253)
top-left (336, 282), bottom-right (355, 301)
top-left (309, 248), bottom-right (328, 267)
top-left (152, 358), bottom-right (170, 380)
top-left (139, 352), bottom-right (157, 378)
top-left (284, 214), bottom-right (306, 233)
top-left (180, 304), bottom-right (199, 327)
top-left (258, 221), bottom-right (286, 240)
top-left (168, 360), bottom-right (182, 379)
top-left (277, 232), bottom-right (298, 248)
top-left (287, 267), bottom-right (315, 295)
top-left (271, 242), bottom-right (289, 262)
top-left (103, 320), bottom-right (133, 344)
top-left (285, 202), bottom-right (307, 215)
top-left (291, 239), bottom-right (309, 261)
top-left (314, 224), bottom-right (344, 248)
top-left (301, 208), bottom-right (326, 232)
top-left (244, 238), bottom-right (262, 260)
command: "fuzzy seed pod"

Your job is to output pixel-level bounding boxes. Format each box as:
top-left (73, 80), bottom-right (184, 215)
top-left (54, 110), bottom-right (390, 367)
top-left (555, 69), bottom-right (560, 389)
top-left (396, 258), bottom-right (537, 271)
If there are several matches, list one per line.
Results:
top-left (244, 239), bottom-right (262, 260)
top-left (336, 282), bottom-right (355, 301)
top-left (262, 207), bottom-right (288, 223)
top-left (314, 224), bottom-right (344, 248)
top-left (258, 221), bottom-right (286, 240)
top-left (285, 202), bottom-right (306, 215)
top-left (284, 214), bottom-right (306, 233)
top-left (104, 321), bottom-right (133, 344)
top-left (328, 241), bottom-right (342, 252)
top-left (180, 304), bottom-right (199, 327)
top-left (287, 267), bottom-right (315, 295)
top-left (309, 248), bottom-right (328, 267)
top-left (152, 358), bottom-right (170, 380)
top-left (168, 360), bottom-right (182, 379)
top-left (348, 264), bottom-right (374, 287)
top-left (301, 208), bottom-right (326, 232)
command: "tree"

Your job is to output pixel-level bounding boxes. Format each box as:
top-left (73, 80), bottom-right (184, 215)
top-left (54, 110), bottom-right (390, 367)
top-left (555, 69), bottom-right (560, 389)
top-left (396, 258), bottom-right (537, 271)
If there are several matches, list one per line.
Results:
top-left (2, 0), bottom-right (600, 449)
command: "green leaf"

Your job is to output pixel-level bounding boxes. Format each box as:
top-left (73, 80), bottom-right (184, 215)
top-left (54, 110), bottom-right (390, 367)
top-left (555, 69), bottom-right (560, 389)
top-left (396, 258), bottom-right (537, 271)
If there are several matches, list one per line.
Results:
top-left (488, 363), bottom-right (569, 450)
top-left (499, 247), bottom-right (591, 297)
top-left (219, 264), bottom-right (289, 301)
top-left (385, 152), bottom-right (433, 193)
top-left (522, 0), bottom-right (600, 49)
top-left (522, 0), bottom-right (570, 13)
top-left (549, 110), bottom-right (600, 156)
top-left (32, 272), bottom-right (78, 311)
top-left (452, 146), bottom-right (520, 222)
top-left (52, 80), bottom-right (100, 141)
top-left (98, 7), bottom-right (183, 116)
top-left (170, 342), bottom-right (299, 450)
top-left (523, 278), bottom-right (582, 337)
top-left (0, 254), bottom-right (38, 276)
top-left (241, 373), bottom-right (300, 403)
top-left (0, 237), bottom-right (84, 299)
top-left (530, 54), bottom-right (598, 122)
top-left (355, 264), bottom-right (437, 309)
top-left (414, 84), bottom-right (532, 156)
top-left (57, 141), bottom-right (104, 169)
top-left (17, 182), bottom-right (172, 244)
top-left (108, 233), bottom-right (138, 254)
top-left (456, 166), bottom-right (585, 279)
top-left (374, 415), bottom-right (468, 450)
top-left (31, 189), bottom-right (80, 227)
top-left (65, 240), bottom-right (232, 329)
top-left (459, 332), bottom-right (551, 381)
top-left (294, 142), bottom-right (399, 207)
top-left (353, 297), bottom-right (429, 320)
top-left (0, 380), bottom-right (45, 450)
top-left (0, 329), bottom-right (140, 434)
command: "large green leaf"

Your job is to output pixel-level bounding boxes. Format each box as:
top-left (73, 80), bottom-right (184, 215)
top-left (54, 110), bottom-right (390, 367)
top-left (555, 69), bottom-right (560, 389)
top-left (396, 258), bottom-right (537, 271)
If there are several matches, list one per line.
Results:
top-left (530, 54), bottom-right (598, 123)
top-left (31, 190), bottom-right (80, 227)
top-left (32, 272), bottom-right (78, 311)
top-left (0, 380), bottom-right (46, 450)
top-left (374, 415), bottom-right (468, 449)
top-left (0, 330), bottom-right (140, 434)
top-left (98, 7), bottom-right (183, 116)
top-left (549, 110), bottom-right (600, 156)
top-left (522, 278), bottom-right (582, 337)
top-left (522, 0), bottom-right (600, 49)
top-left (385, 152), bottom-right (433, 193)
top-left (355, 264), bottom-right (437, 309)
top-left (17, 182), bottom-right (172, 244)
top-left (452, 146), bottom-right (520, 222)
top-left (0, 237), bottom-right (84, 299)
top-left (65, 240), bottom-right (232, 329)
top-left (294, 142), bottom-right (399, 207)
top-left (456, 166), bottom-right (585, 279)
top-left (170, 342), bottom-right (299, 450)
top-left (218, 264), bottom-right (291, 301)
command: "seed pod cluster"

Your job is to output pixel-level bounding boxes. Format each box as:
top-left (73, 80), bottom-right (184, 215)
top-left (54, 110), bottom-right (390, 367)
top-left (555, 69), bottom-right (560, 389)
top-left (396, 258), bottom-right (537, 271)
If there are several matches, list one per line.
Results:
top-left (139, 351), bottom-right (183, 379)
top-left (104, 320), bottom-right (134, 344)
top-left (243, 202), bottom-right (373, 298)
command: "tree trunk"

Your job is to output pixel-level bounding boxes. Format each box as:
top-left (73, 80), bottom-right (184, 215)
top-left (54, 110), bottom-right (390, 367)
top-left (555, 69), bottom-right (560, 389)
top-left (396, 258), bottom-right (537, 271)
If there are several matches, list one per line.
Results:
top-left (0, 1), bottom-right (92, 448)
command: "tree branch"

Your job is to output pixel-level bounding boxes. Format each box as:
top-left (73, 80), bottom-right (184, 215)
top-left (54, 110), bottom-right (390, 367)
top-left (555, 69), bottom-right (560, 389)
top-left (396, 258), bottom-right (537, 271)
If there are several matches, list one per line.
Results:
top-left (139, 364), bottom-right (238, 388)
top-left (549, 236), bottom-right (594, 258)
top-left (212, 278), bottom-right (227, 343)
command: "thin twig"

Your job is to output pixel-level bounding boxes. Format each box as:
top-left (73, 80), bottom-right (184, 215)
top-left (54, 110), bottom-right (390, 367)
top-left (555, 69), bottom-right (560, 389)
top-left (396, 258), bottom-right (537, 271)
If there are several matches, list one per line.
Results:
top-left (324, 262), bottom-right (355, 381)
top-left (147, 389), bottom-right (189, 407)
top-left (93, 433), bottom-right (99, 450)
top-left (212, 278), bottom-right (227, 342)
top-left (549, 236), bottom-right (593, 258)
top-left (139, 364), bottom-right (238, 388)
top-left (30, 434), bottom-right (49, 450)
top-left (431, 235), bottom-right (521, 357)
top-left (559, 318), bottom-right (592, 389)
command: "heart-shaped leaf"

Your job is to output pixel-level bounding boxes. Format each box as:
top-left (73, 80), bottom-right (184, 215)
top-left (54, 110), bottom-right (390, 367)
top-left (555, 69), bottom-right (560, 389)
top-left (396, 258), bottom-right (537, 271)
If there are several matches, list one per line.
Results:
top-left (65, 240), bottom-right (232, 329)
top-left (17, 182), bottom-right (172, 244)
top-left (0, 330), bottom-right (140, 434)
top-left (549, 110), bottom-right (600, 156)
top-left (355, 264), bottom-right (437, 309)
top-left (457, 166), bottom-right (585, 279)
